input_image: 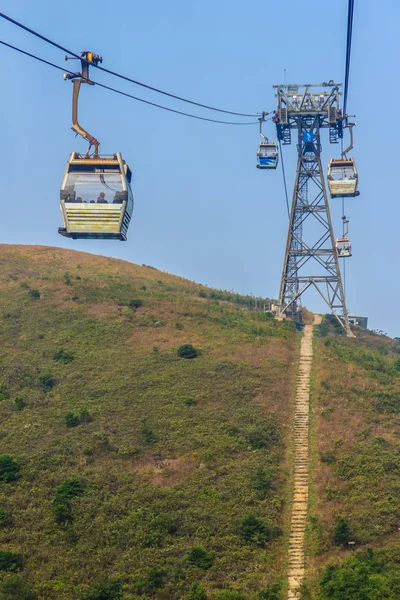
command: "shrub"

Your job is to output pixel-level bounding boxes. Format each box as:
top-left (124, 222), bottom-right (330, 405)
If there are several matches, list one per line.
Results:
top-left (136, 567), bottom-right (165, 593)
top-left (0, 575), bottom-right (36, 599)
top-left (128, 299), bottom-right (143, 309)
top-left (65, 408), bottom-right (91, 428)
top-left (198, 290), bottom-right (207, 298)
top-left (259, 582), bottom-right (281, 599)
top-left (216, 592), bottom-right (246, 600)
top-left (184, 398), bottom-right (197, 406)
top-left (247, 423), bottom-right (279, 449)
top-left (0, 456), bottom-right (20, 483)
top-left (39, 373), bottom-right (55, 392)
top-left (140, 418), bottom-right (156, 445)
top-left (333, 518), bottom-right (351, 545)
top-left (84, 580), bottom-right (123, 600)
top-left (0, 506), bottom-right (11, 528)
top-left (28, 289), bottom-right (40, 300)
top-left (14, 397), bottom-right (25, 411)
top-left (178, 344), bottom-right (199, 359)
top-left (53, 478), bottom-right (83, 524)
top-left (187, 546), bottom-right (214, 570)
top-left (240, 514), bottom-right (274, 546)
top-left (64, 272), bottom-right (72, 285)
top-left (188, 582), bottom-right (208, 600)
top-left (175, 322), bottom-right (184, 330)
top-left (319, 549), bottom-right (400, 600)
top-left (0, 551), bottom-right (21, 572)
top-left (320, 452), bottom-right (336, 464)
top-left (65, 412), bottom-right (79, 428)
top-left (252, 468), bottom-right (273, 498)
top-left (53, 349), bottom-right (74, 363)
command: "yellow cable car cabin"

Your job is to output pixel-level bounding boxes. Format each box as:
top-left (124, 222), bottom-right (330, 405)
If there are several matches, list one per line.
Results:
top-left (336, 237), bottom-right (352, 257)
top-left (58, 152), bottom-right (133, 241)
top-left (327, 158), bottom-right (359, 198)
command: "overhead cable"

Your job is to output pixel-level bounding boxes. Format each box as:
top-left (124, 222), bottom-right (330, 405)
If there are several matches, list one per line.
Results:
top-left (343, 0), bottom-right (355, 115)
top-left (0, 40), bottom-right (259, 125)
top-left (278, 140), bottom-right (291, 218)
top-left (0, 11), bottom-right (259, 118)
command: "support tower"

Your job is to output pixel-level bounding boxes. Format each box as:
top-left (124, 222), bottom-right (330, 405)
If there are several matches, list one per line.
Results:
top-left (273, 82), bottom-right (353, 336)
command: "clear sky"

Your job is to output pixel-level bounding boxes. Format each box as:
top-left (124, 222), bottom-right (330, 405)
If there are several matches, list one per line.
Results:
top-left (0, 0), bottom-right (398, 336)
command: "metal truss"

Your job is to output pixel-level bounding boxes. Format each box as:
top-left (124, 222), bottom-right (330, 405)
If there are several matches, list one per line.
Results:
top-left (274, 83), bottom-right (353, 337)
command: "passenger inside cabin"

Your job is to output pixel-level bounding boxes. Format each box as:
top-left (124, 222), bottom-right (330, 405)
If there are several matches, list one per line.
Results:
top-left (97, 192), bottom-right (108, 204)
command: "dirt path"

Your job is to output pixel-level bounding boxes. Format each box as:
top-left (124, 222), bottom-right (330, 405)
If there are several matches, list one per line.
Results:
top-left (287, 315), bottom-right (321, 599)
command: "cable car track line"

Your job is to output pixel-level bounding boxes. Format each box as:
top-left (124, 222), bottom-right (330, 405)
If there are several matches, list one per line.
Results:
top-left (343, 0), bottom-right (355, 115)
top-left (279, 140), bottom-right (290, 218)
top-left (0, 11), bottom-right (259, 118)
top-left (0, 40), bottom-right (259, 126)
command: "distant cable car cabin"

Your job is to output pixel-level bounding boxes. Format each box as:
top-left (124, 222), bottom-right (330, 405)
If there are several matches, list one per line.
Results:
top-left (58, 51), bottom-right (134, 241)
top-left (256, 114), bottom-right (278, 169)
top-left (327, 122), bottom-right (359, 198)
top-left (336, 237), bottom-right (352, 257)
top-left (257, 142), bottom-right (279, 169)
top-left (58, 153), bottom-right (133, 241)
top-left (327, 158), bottom-right (359, 198)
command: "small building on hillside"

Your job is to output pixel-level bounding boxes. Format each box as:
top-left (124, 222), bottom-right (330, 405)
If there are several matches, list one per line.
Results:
top-left (348, 315), bottom-right (368, 328)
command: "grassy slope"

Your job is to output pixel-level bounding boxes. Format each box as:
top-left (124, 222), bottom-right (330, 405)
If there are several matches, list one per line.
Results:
top-left (306, 324), bottom-right (400, 596)
top-left (0, 245), bottom-right (298, 599)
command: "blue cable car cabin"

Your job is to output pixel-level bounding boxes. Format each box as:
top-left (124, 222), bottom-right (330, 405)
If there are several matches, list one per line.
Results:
top-left (256, 142), bottom-right (279, 169)
top-left (58, 152), bottom-right (134, 241)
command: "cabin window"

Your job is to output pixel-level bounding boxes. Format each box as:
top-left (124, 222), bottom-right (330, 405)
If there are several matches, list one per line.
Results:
top-left (65, 172), bottom-right (124, 203)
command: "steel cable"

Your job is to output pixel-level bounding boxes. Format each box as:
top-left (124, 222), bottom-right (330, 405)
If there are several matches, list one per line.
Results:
top-left (0, 11), bottom-right (259, 118)
top-left (343, 0), bottom-right (355, 115)
top-left (0, 39), bottom-right (259, 125)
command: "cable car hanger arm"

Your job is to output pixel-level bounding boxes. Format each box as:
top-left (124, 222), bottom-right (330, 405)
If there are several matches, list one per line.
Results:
top-left (341, 121), bottom-right (355, 158)
top-left (64, 52), bottom-right (101, 158)
top-left (258, 112), bottom-right (269, 141)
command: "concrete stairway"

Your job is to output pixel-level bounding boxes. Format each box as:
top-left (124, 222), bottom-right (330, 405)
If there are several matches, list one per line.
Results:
top-left (287, 318), bottom-right (319, 599)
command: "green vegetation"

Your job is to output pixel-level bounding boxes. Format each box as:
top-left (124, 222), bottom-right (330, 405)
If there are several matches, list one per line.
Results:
top-left (0, 456), bottom-right (20, 483)
top-left (306, 327), bottom-right (400, 596)
top-left (319, 549), bottom-right (400, 600)
top-left (0, 552), bottom-right (20, 573)
top-left (53, 349), bottom-right (74, 363)
top-left (83, 580), bottom-right (122, 600)
top-left (128, 298), bottom-right (143, 309)
top-left (177, 343), bottom-right (199, 359)
top-left (187, 546), bottom-right (214, 570)
top-left (0, 507), bottom-right (11, 528)
top-left (65, 408), bottom-right (91, 428)
top-left (189, 582), bottom-right (208, 600)
top-left (14, 397), bottom-right (25, 411)
top-left (0, 245), bottom-right (297, 598)
top-left (0, 575), bottom-right (36, 599)
top-left (53, 478), bottom-right (84, 524)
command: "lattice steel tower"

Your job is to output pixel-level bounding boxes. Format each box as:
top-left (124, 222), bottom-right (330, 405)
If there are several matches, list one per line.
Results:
top-left (273, 82), bottom-right (353, 336)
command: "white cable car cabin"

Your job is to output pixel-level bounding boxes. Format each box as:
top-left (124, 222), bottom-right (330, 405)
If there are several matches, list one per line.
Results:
top-left (256, 142), bottom-right (279, 169)
top-left (327, 158), bottom-right (359, 198)
top-left (336, 237), bottom-right (352, 257)
top-left (58, 152), bottom-right (133, 241)
top-left (58, 51), bottom-right (134, 241)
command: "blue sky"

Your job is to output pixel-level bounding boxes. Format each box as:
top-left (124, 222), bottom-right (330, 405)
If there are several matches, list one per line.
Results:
top-left (0, 0), bottom-right (398, 336)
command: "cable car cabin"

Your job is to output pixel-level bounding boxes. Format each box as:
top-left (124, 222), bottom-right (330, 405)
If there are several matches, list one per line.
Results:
top-left (58, 152), bottom-right (133, 241)
top-left (256, 143), bottom-right (278, 169)
top-left (336, 237), bottom-right (352, 258)
top-left (327, 158), bottom-right (359, 198)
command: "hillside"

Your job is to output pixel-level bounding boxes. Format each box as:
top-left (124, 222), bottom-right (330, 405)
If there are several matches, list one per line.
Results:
top-left (304, 323), bottom-right (400, 598)
top-left (0, 245), bottom-right (298, 600)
